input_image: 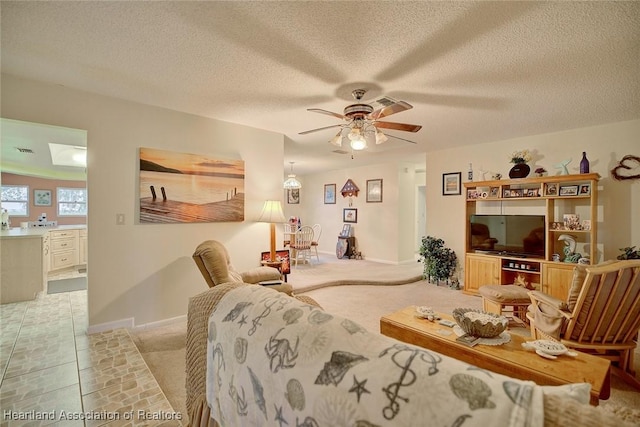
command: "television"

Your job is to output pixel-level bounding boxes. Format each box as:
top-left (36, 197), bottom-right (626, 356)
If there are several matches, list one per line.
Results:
top-left (470, 214), bottom-right (545, 258)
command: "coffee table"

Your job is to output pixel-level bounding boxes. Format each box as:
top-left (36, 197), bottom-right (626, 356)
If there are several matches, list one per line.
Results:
top-left (380, 306), bottom-right (611, 405)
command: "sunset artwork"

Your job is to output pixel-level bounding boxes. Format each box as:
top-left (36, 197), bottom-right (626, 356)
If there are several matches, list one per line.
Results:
top-left (139, 147), bottom-right (245, 223)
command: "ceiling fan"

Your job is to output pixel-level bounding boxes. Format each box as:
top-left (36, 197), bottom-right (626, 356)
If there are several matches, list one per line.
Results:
top-left (299, 89), bottom-right (422, 151)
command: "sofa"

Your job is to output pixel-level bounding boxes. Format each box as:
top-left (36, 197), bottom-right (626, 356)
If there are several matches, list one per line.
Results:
top-left (185, 283), bottom-right (632, 427)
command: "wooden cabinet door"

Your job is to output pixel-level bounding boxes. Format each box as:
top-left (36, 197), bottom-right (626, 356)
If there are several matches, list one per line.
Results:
top-left (541, 263), bottom-right (575, 300)
top-left (464, 255), bottom-right (500, 294)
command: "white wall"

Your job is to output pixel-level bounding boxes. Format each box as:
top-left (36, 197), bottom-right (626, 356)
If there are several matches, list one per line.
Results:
top-left (425, 119), bottom-right (640, 282)
top-left (2, 74), bottom-right (286, 329)
top-left (286, 159), bottom-right (425, 264)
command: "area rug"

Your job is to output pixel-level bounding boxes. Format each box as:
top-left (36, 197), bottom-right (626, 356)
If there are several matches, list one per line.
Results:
top-left (47, 276), bottom-right (87, 294)
top-left (287, 253), bottom-right (424, 293)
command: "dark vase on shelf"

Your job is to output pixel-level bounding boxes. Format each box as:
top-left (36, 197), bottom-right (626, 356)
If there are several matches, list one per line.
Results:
top-left (580, 152), bottom-right (590, 174)
top-left (509, 163), bottom-right (530, 179)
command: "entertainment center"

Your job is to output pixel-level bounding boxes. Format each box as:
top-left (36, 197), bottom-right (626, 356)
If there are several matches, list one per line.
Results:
top-left (463, 173), bottom-right (600, 299)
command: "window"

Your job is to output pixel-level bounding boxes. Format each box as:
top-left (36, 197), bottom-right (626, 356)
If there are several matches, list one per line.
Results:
top-left (1, 185), bottom-right (29, 216)
top-left (57, 187), bottom-right (87, 216)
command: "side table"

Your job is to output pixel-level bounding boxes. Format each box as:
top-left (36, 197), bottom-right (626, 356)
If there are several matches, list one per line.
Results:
top-left (261, 260), bottom-right (287, 282)
top-left (336, 236), bottom-right (355, 259)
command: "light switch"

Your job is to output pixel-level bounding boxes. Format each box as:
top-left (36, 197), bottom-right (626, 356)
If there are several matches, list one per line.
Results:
top-left (116, 213), bottom-right (125, 225)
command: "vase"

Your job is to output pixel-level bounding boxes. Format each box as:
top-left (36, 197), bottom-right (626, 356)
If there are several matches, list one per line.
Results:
top-left (509, 163), bottom-right (530, 179)
top-left (580, 152), bottom-right (590, 174)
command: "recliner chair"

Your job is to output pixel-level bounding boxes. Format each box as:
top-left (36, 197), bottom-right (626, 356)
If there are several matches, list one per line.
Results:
top-left (192, 240), bottom-right (292, 294)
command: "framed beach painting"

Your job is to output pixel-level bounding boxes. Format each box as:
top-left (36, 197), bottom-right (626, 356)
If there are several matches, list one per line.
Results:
top-left (442, 172), bottom-right (461, 196)
top-left (138, 147), bottom-right (245, 223)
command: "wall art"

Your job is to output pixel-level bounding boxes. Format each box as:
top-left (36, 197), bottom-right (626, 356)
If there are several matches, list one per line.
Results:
top-left (442, 172), bottom-right (461, 196)
top-left (324, 184), bottom-right (336, 204)
top-left (34, 189), bottom-right (52, 206)
top-left (139, 147), bottom-right (244, 223)
top-left (366, 179), bottom-right (383, 203)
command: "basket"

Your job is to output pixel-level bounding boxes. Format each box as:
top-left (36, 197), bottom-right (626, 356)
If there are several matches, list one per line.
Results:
top-left (452, 308), bottom-right (508, 338)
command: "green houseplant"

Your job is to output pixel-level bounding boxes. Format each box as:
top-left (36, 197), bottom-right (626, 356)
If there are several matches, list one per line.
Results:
top-left (419, 236), bottom-right (458, 287)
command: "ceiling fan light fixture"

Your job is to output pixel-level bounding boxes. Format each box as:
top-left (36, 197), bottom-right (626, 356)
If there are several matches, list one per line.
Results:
top-left (329, 133), bottom-right (342, 147)
top-left (350, 135), bottom-right (367, 151)
top-left (283, 162), bottom-right (302, 189)
top-left (375, 129), bottom-right (388, 145)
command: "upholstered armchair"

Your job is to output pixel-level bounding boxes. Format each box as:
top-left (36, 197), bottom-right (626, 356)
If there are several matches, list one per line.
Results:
top-left (527, 260), bottom-right (640, 387)
top-left (192, 240), bottom-right (292, 294)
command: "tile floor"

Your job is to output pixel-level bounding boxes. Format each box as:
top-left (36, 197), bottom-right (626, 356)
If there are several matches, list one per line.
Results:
top-left (1, 270), bottom-right (181, 427)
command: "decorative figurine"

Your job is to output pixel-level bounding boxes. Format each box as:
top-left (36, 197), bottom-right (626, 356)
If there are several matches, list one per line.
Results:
top-left (554, 159), bottom-right (571, 175)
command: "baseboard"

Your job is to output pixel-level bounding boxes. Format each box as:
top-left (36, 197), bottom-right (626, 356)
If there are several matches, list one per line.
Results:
top-left (87, 317), bottom-right (134, 335)
top-left (131, 315), bottom-right (187, 332)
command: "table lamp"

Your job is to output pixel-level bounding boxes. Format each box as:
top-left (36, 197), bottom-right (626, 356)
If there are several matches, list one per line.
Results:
top-left (257, 200), bottom-right (287, 262)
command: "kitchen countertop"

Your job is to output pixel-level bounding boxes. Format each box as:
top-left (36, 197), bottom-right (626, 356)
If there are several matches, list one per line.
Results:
top-left (0, 224), bottom-right (86, 239)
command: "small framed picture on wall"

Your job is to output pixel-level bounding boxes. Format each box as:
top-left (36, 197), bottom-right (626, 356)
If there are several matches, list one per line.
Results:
top-left (287, 188), bottom-right (300, 204)
top-left (366, 179), bottom-right (383, 203)
top-left (34, 189), bottom-right (52, 206)
top-left (343, 208), bottom-right (357, 223)
top-left (324, 184), bottom-right (336, 204)
top-left (442, 172), bottom-right (461, 196)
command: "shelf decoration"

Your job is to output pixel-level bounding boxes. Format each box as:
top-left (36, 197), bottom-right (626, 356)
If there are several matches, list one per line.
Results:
top-left (509, 149), bottom-right (532, 179)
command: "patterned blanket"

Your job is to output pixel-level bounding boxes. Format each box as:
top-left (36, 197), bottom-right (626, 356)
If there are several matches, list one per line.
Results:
top-left (206, 285), bottom-right (547, 427)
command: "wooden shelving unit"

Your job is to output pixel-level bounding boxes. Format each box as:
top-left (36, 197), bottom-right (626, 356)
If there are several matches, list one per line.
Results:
top-left (463, 173), bottom-right (600, 299)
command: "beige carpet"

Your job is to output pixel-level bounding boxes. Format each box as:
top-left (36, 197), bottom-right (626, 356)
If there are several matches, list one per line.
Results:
top-left (131, 253), bottom-right (640, 425)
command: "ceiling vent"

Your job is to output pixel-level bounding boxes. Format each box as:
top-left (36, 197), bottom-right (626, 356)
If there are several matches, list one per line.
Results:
top-left (16, 147), bottom-right (35, 154)
top-left (371, 95), bottom-right (399, 110)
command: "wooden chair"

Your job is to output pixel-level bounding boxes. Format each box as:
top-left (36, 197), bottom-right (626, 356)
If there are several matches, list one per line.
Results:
top-left (527, 260), bottom-right (640, 388)
top-left (283, 223), bottom-right (297, 247)
top-left (311, 223), bottom-right (322, 262)
top-left (290, 225), bottom-right (314, 267)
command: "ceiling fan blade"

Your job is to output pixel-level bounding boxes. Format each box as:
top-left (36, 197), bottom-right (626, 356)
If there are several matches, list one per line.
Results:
top-left (385, 133), bottom-right (418, 144)
top-left (299, 124), bottom-right (343, 135)
top-left (374, 121), bottom-right (422, 133)
top-left (371, 100), bottom-right (413, 120)
top-left (307, 108), bottom-right (346, 120)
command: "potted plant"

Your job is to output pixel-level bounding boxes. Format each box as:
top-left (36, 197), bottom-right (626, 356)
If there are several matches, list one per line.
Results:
top-left (419, 236), bottom-right (458, 286)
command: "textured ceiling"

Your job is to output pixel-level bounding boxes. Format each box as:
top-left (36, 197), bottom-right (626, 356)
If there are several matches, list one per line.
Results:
top-left (1, 1), bottom-right (639, 176)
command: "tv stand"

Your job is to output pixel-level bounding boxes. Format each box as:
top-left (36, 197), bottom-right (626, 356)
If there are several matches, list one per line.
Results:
top-left (463, 173), bottom-right (600, 299)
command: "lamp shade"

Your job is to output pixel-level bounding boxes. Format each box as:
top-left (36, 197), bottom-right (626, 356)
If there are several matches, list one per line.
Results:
top-left (257, 200), bottom-right (286, 223)
top-left (283, 162), bottom-right (302, 189)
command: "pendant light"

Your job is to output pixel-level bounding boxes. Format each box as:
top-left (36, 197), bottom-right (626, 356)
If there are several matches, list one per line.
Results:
top-left (283, 161), bottom-right (302, 189)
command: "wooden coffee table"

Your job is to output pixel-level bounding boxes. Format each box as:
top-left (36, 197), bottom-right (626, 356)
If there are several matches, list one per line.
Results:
top-left (380, 306), bottom-right (611, 405)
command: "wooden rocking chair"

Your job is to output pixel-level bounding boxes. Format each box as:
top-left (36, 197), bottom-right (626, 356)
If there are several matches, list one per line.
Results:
top-left (527, 260), bottom-right (640, 388)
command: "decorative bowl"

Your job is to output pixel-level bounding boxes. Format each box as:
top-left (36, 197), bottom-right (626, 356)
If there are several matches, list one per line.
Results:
top-left (452, 308), bottom-right (508, 338)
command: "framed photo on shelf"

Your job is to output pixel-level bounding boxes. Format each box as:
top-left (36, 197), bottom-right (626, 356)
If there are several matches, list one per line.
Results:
top-left (581, 220), bottom-right (592, 231)
top-left (526, 188), bottom-right (539, 197)
top-left (544, 183), bottom-right (558, 196)
top-left (442, 172), bottom-right (461, 196)
top-left (340, 224), bottom-right (351, 237)
top-left (467, 189), bottom-right (478, 200)
top-left (343, 208), bottom-right (357, 223)
top-left (34, 189), bottom-right (52, 206)
top-left (366, 179), bottom-right (383, 203)
top-left (489, 187), bottom-right (499, 198)
top-left (579, 184), bottom-right (591, 195)
top-left (559, 185), bottom-right (578, 196)
top-left (324, 184), bottom-right (336, 204)
top-left (550, 222), bottom-right (565, 230)
top-left (287, 188), bottom-right (300, 204)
